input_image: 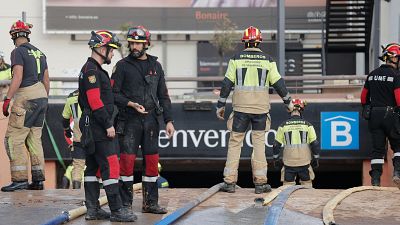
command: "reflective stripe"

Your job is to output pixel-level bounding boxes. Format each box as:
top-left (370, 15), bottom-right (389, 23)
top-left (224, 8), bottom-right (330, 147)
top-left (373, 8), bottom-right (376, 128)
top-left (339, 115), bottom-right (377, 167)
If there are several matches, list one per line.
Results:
top-left (237, 68), bottom-right (243, 86)
top-left (103, 179), bottom-right (119, 186)
top-left (84, 176), bottom-right (99, 182)
top-left (235, 86), bottom-right (269, 91)
top-left (314, 155), bottom-right (320, 159)
top-left (371, 159), bottom-right (384, 164)
top-left (71, 104), bottom-right (78, 121)
top-left (253, 168), bottom-right (268, 176)
top-left (120, 176), bottom-right (134, 182)
top-left (218, 97), bottom-right (227, 103)
top-left (32, 165), bottom-right (42, 171)
top-left (142, 176), bottom-right (158, 182)
top-left (260, 69), bottom-right (267, 87)
top-left (286, 143), bottom-right (309, 148)
top-left (11, 166), bottom-right (27, 171)
top-left (394, 152), bottom-right (400, 157)
top-left (283, 94), bottom-right (291, 102)
top-left (284, 132), bottom-right (291, 145)
top-left (302, 131), bottom-right (307, 144)
top-left (273, 154), bottom-right (279, 159)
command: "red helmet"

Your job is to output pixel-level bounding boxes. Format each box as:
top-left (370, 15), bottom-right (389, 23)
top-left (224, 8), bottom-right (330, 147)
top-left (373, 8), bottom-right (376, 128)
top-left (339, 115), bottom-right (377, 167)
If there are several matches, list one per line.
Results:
top-left (379, 43), bottom-right (400, 62)
top-left (292, 98), bottom-right (306, 111)
top-left (9, 20), bottom-right (33, 40)
top-left (88, 30), bottom-right (121, 49)
top-left (241, 26), bottom-right (262, 43)
top-left (127, 26), bottom-right (151, 46)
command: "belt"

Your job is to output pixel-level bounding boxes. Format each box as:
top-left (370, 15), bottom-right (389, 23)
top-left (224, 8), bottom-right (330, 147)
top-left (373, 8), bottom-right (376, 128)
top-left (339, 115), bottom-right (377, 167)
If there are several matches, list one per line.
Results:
top-left (372, 106), bottom-right (395, 111)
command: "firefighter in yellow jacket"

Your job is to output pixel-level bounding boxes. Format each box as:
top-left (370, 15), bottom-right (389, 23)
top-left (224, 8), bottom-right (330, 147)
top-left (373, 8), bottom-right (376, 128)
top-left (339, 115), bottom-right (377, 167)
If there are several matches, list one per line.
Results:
top-left (272, 99), bottom-right (320, 187)
top-left (1, 20), bottom-right (49, 192)
top-left (216, 26), bottom-right (293, 194)
top-left (61, 89), bottom-right (85, 189)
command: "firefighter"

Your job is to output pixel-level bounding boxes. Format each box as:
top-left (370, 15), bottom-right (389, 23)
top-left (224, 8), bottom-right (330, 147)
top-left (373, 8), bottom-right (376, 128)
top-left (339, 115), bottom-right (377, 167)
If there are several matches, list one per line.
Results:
top-left (78, 30), bottom-right (136, 222)
top-left (272, 99), bottom-right (320, 187)
top-left (157, 163), bottom-right (169, 188)
top-left (216, 26), bottom-right (293, 194)
top-left (112, 25), bottom-right (174, 214)
top-left (61, 89), bottom-right (85, 189)
top-left (361, 43), bottom-right (400, 187)
top-left (1, 20), bottom-right (50, 192)
top-left (0, 51), bottom-right (12, 80)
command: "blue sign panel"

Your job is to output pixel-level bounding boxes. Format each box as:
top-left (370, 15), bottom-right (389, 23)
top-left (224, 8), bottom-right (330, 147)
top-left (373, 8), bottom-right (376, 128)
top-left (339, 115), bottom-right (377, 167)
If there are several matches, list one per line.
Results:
top-left (321, 112), bottom-right (359, 150)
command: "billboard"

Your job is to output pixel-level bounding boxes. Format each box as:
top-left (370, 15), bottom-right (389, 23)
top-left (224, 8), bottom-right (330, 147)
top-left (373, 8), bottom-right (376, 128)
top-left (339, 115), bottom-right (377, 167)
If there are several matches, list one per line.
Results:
top-left (44, 0), bottom-right (326, 33)
top-left (43, 102), bottom-right (371, 160)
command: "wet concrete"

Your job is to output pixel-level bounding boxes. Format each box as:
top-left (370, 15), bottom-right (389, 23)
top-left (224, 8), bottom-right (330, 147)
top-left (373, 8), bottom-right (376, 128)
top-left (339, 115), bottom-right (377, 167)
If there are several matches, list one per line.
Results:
top-left (1, 188), bottom-right (400, 225)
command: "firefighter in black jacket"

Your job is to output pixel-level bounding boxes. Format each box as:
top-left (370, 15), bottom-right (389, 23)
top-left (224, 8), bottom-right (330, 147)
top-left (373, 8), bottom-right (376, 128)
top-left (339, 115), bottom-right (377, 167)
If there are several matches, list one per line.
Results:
top-left (361, 43), bottom-right (400, 187)
top-left (112, 26), bottom-right (175, 214)
top-left (78, 30), bottom-right (136, 222)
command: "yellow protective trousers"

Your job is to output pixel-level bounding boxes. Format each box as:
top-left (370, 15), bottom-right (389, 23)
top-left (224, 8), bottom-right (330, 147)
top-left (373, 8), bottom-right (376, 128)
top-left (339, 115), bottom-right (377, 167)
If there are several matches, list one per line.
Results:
top-left (4, 82), bottom-right (48, 182)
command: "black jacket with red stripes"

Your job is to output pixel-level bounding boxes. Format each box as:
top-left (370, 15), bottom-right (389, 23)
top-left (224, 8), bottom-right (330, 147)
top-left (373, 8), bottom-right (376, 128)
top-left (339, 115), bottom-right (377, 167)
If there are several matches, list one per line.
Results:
top-left (361, 64), bottom-right (400, 107)
top-left (78, 57), bottom-right (115, 140)
top-left (111, 54), bottom-right (172, 123)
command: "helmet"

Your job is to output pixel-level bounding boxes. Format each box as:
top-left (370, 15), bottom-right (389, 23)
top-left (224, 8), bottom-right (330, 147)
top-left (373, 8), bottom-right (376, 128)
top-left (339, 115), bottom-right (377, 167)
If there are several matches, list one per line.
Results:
top-left (88, 30), bottom-right (121, 49)
top-left (241, 26), bottom-right (262, 43)
top-left (379, 43), bottom-right (400, 62)
top-left (292, 98), bottom-right (306, 111)
top-left (127, 26), bottom-right (151, 46)
top-left (9, 20), bottom-right (33, 40)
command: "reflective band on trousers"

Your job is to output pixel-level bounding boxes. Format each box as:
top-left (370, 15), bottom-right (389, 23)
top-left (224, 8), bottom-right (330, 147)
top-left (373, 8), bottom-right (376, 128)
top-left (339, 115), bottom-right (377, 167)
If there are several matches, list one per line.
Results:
top-left (11, 166), bottom-right (27, 171)
top-left (32, 165), bottom-right (42, 171)
top-left (102, 179), bottom-right (119, 186)
top-left (120, 176), bottom-right (134, 182)
top-left (371, 159), bottom-right (385, 164)
top-left (223, 167), bottom-right (237, 176)
top-left (84, 176), bottom-right (99, 182)
top-left (234, 86), bottom-right (269, 91)
top-left (142, 176), bottom-right (158, 182)
top-left (253, 168), bottom-right (268, 176)
top-left (394, 152), bottom-right (400, 157)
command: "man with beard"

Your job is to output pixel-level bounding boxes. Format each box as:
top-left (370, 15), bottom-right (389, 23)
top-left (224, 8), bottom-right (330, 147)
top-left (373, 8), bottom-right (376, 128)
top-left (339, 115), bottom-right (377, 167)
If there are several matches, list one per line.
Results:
top-left (112, 25), bottom-right (175, 214)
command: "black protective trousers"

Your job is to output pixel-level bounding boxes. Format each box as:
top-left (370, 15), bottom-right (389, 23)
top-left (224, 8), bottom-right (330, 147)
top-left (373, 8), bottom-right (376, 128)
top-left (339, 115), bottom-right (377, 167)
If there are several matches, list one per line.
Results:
top-left (118, 111), bottom-right (160, 207)
top-left (368, 108), bottom-right (400, 175)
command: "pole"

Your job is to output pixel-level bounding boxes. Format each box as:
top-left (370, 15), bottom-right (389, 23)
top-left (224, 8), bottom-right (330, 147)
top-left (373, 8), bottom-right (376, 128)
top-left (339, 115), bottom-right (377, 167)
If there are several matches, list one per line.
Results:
top-left (277, 0), bottom-right (285, 76)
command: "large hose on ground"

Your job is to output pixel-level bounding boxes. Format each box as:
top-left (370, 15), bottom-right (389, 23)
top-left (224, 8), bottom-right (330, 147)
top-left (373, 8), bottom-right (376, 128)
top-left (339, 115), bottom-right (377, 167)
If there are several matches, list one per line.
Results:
top-left (264, 185), bottom-right (308, 225)
top-left (154, 182), bottom-right (224, 225)
top-left (322, 186), bottom-right (398, 225)
top-left (41, 183), bottom-right (142, 225)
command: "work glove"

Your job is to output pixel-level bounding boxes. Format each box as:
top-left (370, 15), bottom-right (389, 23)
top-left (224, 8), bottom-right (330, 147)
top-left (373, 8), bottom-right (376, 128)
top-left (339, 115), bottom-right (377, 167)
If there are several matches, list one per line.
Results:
top-left (2, 97), bottom-right (11, 117)
top-left (273, 157), bottom-right (283, 169)
top-left (64, 127), bottom-right (73, 138)
top-left (285, 100), bottom-right (294, 113)
top-left (216, 107), bottom-right (225, 120)
top-left (311, 158), bottom-right (319, 169)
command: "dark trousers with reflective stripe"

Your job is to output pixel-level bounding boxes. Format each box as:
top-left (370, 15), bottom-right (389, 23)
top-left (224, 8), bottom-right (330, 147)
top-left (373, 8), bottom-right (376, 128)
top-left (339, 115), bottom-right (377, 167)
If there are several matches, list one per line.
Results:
top-left (369, 108), bottom-right (400, 175)
top-left (118, 112), bottom-right (160, 207)
top-left (84, 139), bottom-right (121, 211)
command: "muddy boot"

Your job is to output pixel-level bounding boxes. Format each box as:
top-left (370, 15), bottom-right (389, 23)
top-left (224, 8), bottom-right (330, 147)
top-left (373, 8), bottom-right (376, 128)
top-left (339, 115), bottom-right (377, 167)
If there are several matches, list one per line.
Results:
top-left (110, 207), bottom-right (137, 222)
top-left (61, 176), bottom-right (70, 189)
top-left (85, 201), bottom-right (110, 220)
top-left (1, 181), bottom-right (28, 192)
top-left (220, 182), bottom-right (236, 193)
top-left (392, 157), bottom-right (400, 188)
top-left (28, 181), bottom-right (44, 190)
top-left (255, 183), bottom-right (271, 194)
top-left (142, 181), bottom-right (168, 214)
top-left (119, 180), bottom-right (133, 210)
top-left (72, 181), bottom-right (81, 189)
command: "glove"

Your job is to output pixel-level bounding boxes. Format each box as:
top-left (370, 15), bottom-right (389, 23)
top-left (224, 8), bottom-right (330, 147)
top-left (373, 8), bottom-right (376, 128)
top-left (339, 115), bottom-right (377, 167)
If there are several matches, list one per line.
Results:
top-left (2, 97), bottom-right (11, 117)
top-left (285, 101), bottom-right (294, 113)
top-left (216, 107), bottom-right (225, 120)
top-left (311, 158), bottom-right (319, 169)
top-left (273, 158), bottom-right (283, 169)
top-left (64, 127), bottom-right (73, 138)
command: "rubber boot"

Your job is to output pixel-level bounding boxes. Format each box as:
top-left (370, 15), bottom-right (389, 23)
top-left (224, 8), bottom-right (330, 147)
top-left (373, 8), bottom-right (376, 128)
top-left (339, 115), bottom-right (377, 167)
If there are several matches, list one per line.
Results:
top-left (220, 182), bottom-right (236, 193)
top-left (142, 181), bottom-right (167, 214)
top-left (255, 183), bottom-right (271, 194)
top-left (28, 181), bottom-right (44, 190)
top-left (72, 181), bottom-right (81, 189)
top-left (84, 182), bottom-right (110, 220)
top-left (119, 180), bottom-right (133, 209)
top-left (1, 181), bottom-right (29, 192)
top-left (61, 176), bottom-right (70, 189)
top-left (392, 157), bottom-right (400, 188)
top-left (107, 184), bottom-right (137, 222)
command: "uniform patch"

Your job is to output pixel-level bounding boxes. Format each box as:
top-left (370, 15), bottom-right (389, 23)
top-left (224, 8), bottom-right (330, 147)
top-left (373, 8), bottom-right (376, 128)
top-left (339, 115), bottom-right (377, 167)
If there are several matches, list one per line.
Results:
top-left (88, 75), bottom-right (96, 83)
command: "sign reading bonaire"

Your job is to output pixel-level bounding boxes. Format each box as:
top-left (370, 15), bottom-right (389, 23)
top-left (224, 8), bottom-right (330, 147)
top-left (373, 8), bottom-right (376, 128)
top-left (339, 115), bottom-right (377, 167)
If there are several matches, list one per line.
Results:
top-left (321, 112), bottom-right (359, 150)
